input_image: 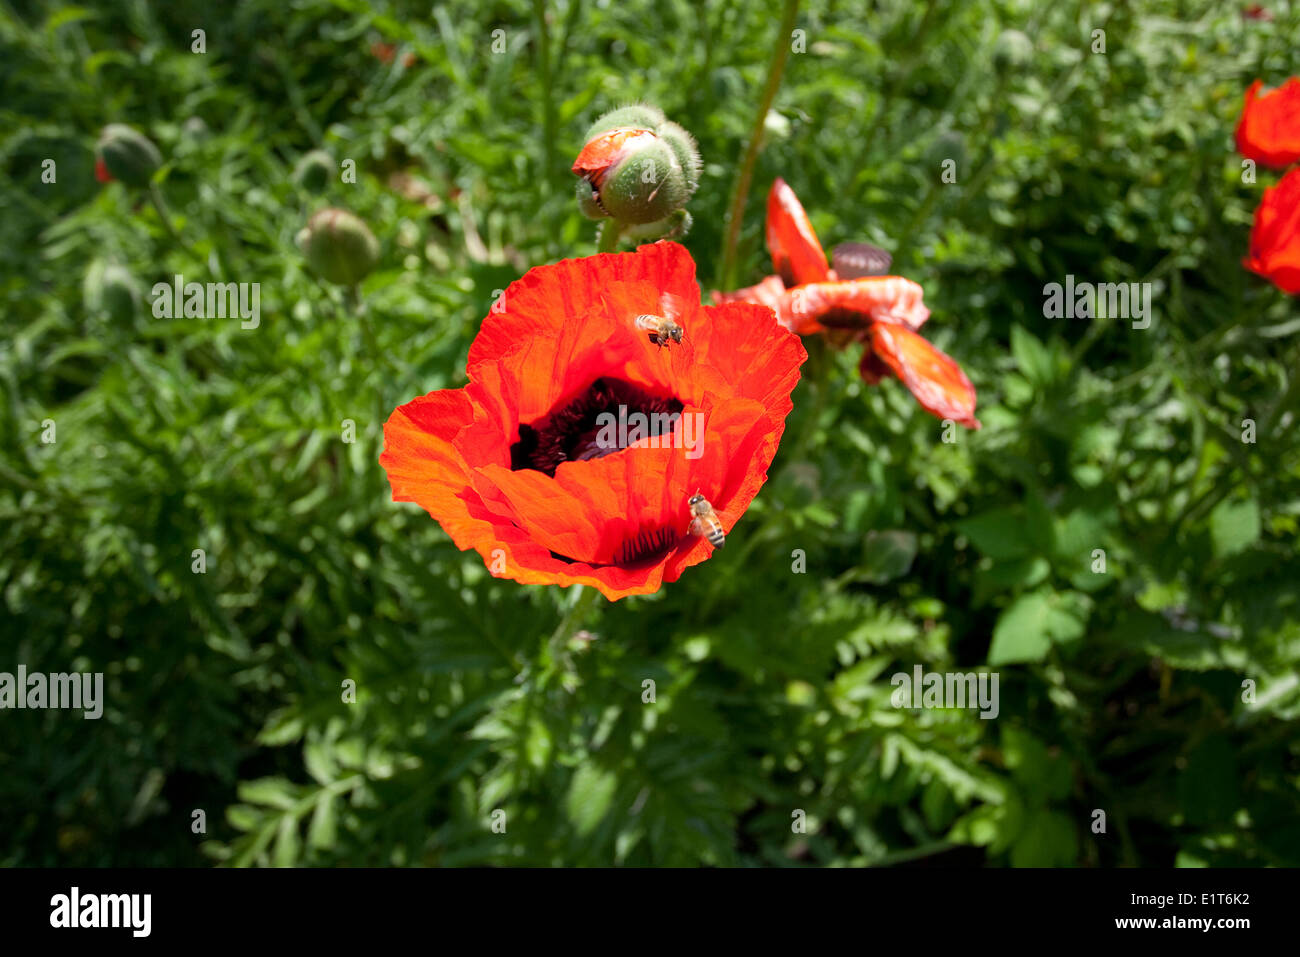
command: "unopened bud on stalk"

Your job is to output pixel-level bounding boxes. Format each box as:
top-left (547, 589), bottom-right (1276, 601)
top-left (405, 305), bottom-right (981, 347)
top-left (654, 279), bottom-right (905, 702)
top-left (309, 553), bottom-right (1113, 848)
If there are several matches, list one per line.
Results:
top-left (95, 124), bottom-right (162, 188)
top-left (83, 260), bottom-right (142, 323)
top-left (294, 150), bottom-right (335, 195)
top-left (297, 208), bottom-right (380, 286)
top-left (572, 105), bottom-right (701, 227)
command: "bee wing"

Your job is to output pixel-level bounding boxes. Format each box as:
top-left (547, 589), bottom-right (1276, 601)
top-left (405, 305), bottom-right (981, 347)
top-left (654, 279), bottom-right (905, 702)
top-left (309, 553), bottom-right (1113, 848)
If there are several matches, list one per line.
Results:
top-left (832, 242), bottom-right (893, 279)
top-left (658, 292), bottom-right (688, 323)
top-left (688, 516), bottom-right (705, 537)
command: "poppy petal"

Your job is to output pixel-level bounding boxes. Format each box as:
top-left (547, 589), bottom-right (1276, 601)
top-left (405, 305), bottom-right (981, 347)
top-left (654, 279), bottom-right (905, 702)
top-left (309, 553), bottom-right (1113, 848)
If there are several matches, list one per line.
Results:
top-left (1244, 166), bottom-right (1300, 295)
top-left (1236, 78), bottom-right (1300, 168)
top-left (767, 178), bottom-right (831, 286)
top-left (712, 275), bottom-right (796, 329)
top-left (571, 127), bottom-right (658, 185)
top-left (869, 323), bottom-right (980, 428)
top-left (468, 241), bottom-right (701, 373)
top-left (788, 277), bottom-right (930, 334)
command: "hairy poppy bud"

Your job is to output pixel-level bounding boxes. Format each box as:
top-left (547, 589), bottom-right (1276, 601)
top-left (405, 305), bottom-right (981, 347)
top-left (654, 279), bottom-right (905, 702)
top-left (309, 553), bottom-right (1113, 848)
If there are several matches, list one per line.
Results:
top-left (294, 150), bottom-right (335, 195)
top-left (95, 124), bottom-right (162, 188)
top-left (297, 208), bottom-right (380, 286)
top-left (572, 105), bottom-right (701, 226)
top-left (84, 260), bottom-right (142, 323)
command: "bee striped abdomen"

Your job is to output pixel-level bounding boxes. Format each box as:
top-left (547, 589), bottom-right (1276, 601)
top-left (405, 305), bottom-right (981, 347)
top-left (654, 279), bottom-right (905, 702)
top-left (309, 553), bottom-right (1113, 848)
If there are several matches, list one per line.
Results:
top-left (687, 492), bottom-right (725, 548)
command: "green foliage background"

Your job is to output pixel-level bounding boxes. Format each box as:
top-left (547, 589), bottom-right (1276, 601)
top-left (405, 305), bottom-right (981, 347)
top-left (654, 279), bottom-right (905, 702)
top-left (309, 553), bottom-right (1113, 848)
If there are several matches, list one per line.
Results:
top-left (2, 0), bottom-right (1299, 866)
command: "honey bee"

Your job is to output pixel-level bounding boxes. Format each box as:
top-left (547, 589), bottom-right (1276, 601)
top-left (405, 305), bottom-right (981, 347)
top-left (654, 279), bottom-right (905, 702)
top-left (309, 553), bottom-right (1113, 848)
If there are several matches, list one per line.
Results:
top-left (687, 492), bottom-right (725, 549)
top-left (634, 293), bottom-right (686, 347)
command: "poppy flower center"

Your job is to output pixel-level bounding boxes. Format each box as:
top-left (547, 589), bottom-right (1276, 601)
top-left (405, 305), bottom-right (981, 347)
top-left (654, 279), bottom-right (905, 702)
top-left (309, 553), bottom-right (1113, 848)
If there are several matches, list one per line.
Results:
top-left (510, 377), bottom-right (684, 477)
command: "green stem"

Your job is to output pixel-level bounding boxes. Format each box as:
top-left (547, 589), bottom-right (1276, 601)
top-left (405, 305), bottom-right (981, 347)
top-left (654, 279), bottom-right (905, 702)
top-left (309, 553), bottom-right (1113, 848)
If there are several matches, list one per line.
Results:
top-left (597, 219), bottom-right (623, 253)
top-left (717, 0), bottom-right (800, 291)
top-left (532, 1), bottom-right (557, 190)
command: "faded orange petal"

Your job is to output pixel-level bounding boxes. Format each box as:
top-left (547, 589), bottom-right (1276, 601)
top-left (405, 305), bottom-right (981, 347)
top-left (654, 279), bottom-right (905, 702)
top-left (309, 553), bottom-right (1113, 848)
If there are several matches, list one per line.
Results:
top-left (869, 323), bottom-right (980, 429)
top-left (788, 277), bottom-right (930, 334)
top-left (767, 178), bottom-right (831, 286)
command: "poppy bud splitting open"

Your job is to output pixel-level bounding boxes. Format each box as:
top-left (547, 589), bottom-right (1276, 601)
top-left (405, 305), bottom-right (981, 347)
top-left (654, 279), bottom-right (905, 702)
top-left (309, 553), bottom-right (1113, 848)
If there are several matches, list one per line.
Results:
top-left (572, 106), bottom-right (701, 231)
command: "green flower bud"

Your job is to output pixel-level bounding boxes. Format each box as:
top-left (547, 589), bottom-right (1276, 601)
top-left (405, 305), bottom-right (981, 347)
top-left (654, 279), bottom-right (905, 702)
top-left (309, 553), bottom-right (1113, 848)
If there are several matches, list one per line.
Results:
top-left (298, 208), bottom-right (380, 286)
top-left (84, 260), bottom-right (142, 323)
top-left (95, 124), bottom-right (162, 188)
top-left (294, 150), bottom-right (335, 195)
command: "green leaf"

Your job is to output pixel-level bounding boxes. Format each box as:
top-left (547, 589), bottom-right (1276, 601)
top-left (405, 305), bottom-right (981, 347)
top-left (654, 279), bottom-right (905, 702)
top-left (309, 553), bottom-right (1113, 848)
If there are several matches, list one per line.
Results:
top-left (989, 590), bottom-right (1090, 664)
top-left (958, 508), bottom-right (1037, 560)
top-left (308, 795), bottom-right (337, 849)
top-left (1209, 498), bottom-right (1260, 558)
top-left (1010, 325), bottom-right (1056, 387)
top-left (566, 764), bottom-right (618, 837)
top-left (237, 778), bottom-right (298, 811)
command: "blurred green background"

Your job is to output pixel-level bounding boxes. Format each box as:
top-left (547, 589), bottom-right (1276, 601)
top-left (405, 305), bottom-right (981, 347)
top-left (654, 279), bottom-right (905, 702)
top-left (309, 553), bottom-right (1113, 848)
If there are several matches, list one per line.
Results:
top-left (2, 0), bottom-right (1299, 866)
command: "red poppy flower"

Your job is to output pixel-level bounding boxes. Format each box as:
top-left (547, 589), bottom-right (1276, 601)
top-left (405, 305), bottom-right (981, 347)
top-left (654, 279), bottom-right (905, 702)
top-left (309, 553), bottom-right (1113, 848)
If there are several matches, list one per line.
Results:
top-left (1244, 166), bottom-right (1300, 294)
top-left (380, 242), bottom-right (806, 600)
top-left (94, 156), bottom-right (113, 184)
top-left (715, 178), bottom-right (979, 429)
top-left (1236, 78), bottom-right (1300, 167)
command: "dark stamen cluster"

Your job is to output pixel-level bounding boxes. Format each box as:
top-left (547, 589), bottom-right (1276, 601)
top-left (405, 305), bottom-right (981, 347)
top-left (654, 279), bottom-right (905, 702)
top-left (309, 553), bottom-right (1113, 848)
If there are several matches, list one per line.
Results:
top-left (510, 377), bottom-right (683, 477)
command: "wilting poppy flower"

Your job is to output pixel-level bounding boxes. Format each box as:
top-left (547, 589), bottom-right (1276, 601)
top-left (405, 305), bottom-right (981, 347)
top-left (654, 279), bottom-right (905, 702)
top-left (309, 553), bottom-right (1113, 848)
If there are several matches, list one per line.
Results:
top-left (716, 178), bottom-right (979, 428)
top-left (1244, 166), bottom-right (1300, 294)
top-left (1236, 78), bottom-right (1300, 167)
top-left (380, 242), bottom-right (806, 600)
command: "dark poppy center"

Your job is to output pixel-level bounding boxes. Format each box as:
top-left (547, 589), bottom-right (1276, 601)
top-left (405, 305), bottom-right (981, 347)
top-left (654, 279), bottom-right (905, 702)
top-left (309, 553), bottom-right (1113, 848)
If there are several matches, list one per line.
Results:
top-left (510, 377), bottom-right (684, 477)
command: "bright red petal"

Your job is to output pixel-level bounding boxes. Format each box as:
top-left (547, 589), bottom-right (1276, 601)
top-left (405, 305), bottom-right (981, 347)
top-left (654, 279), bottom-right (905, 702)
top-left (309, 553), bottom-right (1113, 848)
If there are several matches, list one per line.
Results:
top-left (468, 241), bottom-right (702, 373)
top-left (1244, 166), bottom-right (1300, 295)
top-left (767, 178), bottom-right (830, 286)
top-left (869, 323), bottom-right (980, 429)
top-left (94, 156), bottom-right (112, 183)
top-left (1236, 78), bottom-right (1300, 168)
